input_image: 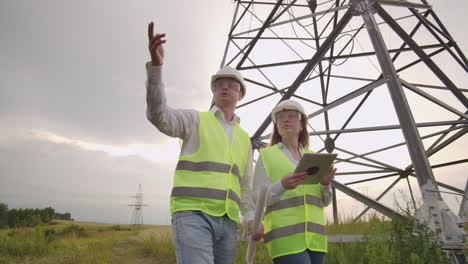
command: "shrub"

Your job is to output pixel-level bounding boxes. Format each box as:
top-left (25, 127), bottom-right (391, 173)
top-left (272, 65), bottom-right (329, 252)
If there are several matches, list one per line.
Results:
top-left (60, 225), bottom-right (88, 238)
top-left (109, 225), bottom-right (131, 231)
top-left (0, 228), bottom-right (49, 257)
top-left (361, 214), bottom-right (449, 264)
top-left (43, 228), bottom-right (57, 243)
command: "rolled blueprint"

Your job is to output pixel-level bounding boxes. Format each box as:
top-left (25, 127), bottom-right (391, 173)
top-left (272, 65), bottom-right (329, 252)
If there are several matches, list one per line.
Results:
top-left (246, 186), bottom-right (270, 264)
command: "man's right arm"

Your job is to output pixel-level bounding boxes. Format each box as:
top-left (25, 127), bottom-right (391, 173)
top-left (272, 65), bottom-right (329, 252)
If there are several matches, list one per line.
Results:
top-left (146, 63), bottom-right (198, 139)
top-left (146, 21), bottom-right (198, 139)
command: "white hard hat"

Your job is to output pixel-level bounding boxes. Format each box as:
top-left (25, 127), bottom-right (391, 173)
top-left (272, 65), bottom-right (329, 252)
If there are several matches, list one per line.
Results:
top-left (271, 99), bottom-right (307, 123)
top-left (211, 66), bottom-right (246, 99)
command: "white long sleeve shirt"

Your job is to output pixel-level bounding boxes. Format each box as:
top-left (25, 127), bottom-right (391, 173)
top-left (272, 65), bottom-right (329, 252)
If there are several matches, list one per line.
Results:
top-left (253, 142), bottom-right (333, 207)
top-left (145, 62), bottom-right (255, 221)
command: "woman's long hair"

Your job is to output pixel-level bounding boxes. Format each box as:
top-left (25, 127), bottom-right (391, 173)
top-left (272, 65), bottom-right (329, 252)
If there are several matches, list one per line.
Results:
top-left (269, 114), bottom-right (309, 148)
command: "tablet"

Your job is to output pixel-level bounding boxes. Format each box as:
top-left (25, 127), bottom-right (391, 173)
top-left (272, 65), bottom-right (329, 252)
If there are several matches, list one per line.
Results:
top-left (295, 153), bottom-right (337, 184)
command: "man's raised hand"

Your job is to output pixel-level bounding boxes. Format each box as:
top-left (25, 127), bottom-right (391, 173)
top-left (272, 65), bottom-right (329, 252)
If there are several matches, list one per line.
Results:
top-left (148, 21), bottom-right (166, 66)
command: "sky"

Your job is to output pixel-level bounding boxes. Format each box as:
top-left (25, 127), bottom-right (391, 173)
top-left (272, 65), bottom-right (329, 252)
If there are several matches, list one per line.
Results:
top-left (0, 0), bottom-right (466, 225)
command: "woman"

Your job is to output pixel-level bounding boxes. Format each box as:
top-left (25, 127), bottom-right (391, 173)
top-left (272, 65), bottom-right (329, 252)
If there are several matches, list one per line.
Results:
top-left (248, 99), bottom-right (336, 264)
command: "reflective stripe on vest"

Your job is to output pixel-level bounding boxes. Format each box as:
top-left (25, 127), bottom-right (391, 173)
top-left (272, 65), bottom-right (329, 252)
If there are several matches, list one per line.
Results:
top-left (265, 195), bottom-right (323, 215)
top-left (176, 160), bottom-right (241, 181)
top-left (171, 187), bottom-right (241, 207)
top-left (263, 222), bottom-right (327, 243)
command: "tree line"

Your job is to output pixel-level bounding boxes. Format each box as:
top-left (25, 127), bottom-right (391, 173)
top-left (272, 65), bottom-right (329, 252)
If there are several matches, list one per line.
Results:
top-left (0, 203), bottom-right (72, 229)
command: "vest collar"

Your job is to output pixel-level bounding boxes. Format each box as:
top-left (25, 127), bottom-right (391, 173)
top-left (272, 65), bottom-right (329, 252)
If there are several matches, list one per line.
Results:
top-left (210, 105), bottom-right (240, 125)
top-left (276, 142), bottom-right (305, 155)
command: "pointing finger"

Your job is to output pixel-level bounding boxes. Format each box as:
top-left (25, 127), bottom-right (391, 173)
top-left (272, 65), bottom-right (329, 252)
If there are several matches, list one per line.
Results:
top-left (148, 22), bottom-right (154, 41)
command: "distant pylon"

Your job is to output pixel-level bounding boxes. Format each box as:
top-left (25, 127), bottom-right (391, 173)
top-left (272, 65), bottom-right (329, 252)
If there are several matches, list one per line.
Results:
top-left (129, 184), bottom-right (148, 226)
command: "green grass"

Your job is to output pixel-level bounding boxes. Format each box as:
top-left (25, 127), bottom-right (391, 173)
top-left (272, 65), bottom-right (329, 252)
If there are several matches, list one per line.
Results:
top-left (235, 241), bottom-right (271, 264)
top-left (0, 216), bottom-right (452, 264)
top-left (133, 232), bottom-right (176, 264)
top-left (0, 228), bottom-right (50, 257)
top-left (0, 222), bottom-right (153, 264)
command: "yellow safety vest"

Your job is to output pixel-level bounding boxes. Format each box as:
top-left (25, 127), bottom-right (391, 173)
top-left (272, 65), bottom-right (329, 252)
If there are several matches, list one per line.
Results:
top-left (261, 145), bottom-right (327, 259)
top-left (170, 111), bottom-right (251, 223)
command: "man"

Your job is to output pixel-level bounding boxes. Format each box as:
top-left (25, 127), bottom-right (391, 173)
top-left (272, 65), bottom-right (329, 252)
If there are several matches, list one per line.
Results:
top-left (146, 21), bottom-right (254, 264)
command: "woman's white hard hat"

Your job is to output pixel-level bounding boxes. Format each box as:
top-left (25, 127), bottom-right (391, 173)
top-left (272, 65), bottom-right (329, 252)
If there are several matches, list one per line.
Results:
top-left (271, 99), bottom-right (307, 123)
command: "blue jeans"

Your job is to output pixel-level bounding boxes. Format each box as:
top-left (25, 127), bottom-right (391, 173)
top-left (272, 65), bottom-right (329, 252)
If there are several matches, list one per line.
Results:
top-left (171, 211), bottom-right (238, 264)
top-left (273, 250), bottom-right (326, 264)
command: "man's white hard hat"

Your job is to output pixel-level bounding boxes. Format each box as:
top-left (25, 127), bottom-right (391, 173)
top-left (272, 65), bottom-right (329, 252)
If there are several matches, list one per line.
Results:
top-left (211, 66), bottom-right (246, 100)
top-left (271, 99), bottom-right (307, 123)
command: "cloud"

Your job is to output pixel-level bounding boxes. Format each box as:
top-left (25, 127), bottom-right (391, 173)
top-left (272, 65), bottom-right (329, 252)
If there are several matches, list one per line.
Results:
top-left (32, 129), bottom-right (180, 164)
top-left (0, 0), bottom-right (232, 145)
top-left (0, 128), bottom-right (176, 225)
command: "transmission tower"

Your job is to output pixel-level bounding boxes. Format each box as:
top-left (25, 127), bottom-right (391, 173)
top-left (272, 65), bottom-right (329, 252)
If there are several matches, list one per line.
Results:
top-left (222, 0), bottom-right (466, 259)
top-left (129, 184), bottom-right (148, 226)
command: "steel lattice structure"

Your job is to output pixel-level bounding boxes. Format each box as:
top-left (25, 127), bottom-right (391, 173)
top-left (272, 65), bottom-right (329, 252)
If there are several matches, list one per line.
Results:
top-left (129, 184), bottom-right (148, 226)
top-left (220, 0), bottom-right (467, 252)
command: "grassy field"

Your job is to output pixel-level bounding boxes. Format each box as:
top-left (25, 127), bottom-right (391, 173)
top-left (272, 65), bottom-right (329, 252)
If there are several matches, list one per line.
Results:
top-left (0, 217), bottom-right (455, 264)
top-left (0, 220), bottom-right (169, 264)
